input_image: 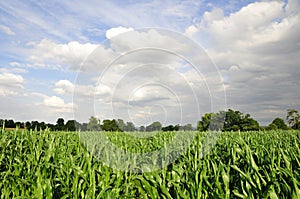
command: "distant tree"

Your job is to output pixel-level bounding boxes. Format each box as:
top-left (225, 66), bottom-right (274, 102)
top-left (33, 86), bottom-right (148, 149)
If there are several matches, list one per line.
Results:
top-left (31, 121), bottom-right (39, 130)
top-left (224, 109), bottom-right (259, 131)
top-left (224, 109), bottom-right (243, 131)
top-left (5, 119), bottom-right (15, 128)
top-left (162, 125), bottom-right (175, 131)
top-left (286, 109), bottom-right (300, 129)
top-left (267, 117), bottom-right (289, 130)
top-left (0, 119), bottom-right (4, 129)
top-left (55, 118), bottom-right (65, 131)
top-left (25, 121), bottom-right (31, 130)
top-left (81, 123), bottom-right (88, 131)
top-left (46, 123), bottom-right (55, 131)
top-left (240, 117), bottom-right (260, 131)
top-left (198, 109), bottom-right (259, 132)
top-left (181, 124), bottom-right (193, 131)
top-left (65, 120), bottom-right (77, 131)
top-left (146, 121), bottom-right (162, 132)
top-left (197, 113), bottom-right (216, 131)
top-left (116, 119), bottom-right (125, 132)
top-left (15, 122), bottom-right (24, 129)
top-left (139, 126), bottom-right (146, 132)
top-left (87, 116), bottom-right (101, 131)
top-left (102, 119), bottom-right (120, 131)
top-left (125, 122), bottom-right (136, 132)
top-left (39, 122), bottom-right (46, 130)
top-left (174, 124), bottom-right (180, 131)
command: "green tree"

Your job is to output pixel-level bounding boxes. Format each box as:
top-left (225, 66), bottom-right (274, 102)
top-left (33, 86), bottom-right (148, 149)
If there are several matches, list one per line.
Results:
top-left (286, 109), bottom-right (300, 129)
top-left (139, 126), bottom-right (146, 132)
top-left (31, 121), bottom-right (40, 130)
top-left (39, 122), bottom-right (46, 130)
top-left (146, 121), bottom-right (162, 132)
top-left (5, 119), bottom-right (15, 128)
top-left (102, 119), bottom-right (120, 131)
top-left (197, 113), bottom-right (214, 131)
top-left (125, 122), bottom-right (136, 131)
top-left (224, 109), bottom-right (259, 131)
top-left (224, 109), bottom-right (243, 131)
top-left (55, 118), bottom-right (65, 131)
top-left (65, 120), bottom-right (77, 131)
top-left (87, 116), bottom-right (101, 131)
top-left (46, 123), bottom-right (55, 131)
top-left (266, 123), bottom-right (278, 130)
top-left (116, 119), bottom-right (125, 132)
top-left (162, 125), bottom-right (175, 131)
top-left (15, 122), bottom-right (24, 129)
top-left (267, 117), bottom-right (289, 130)
top-left (25, 121), bottom-right (31, 130)
top-left (179, 124), bottom-right (193, 131)
top-left (198, 109), bottom-right (260, 132)
top-left (240, 117), bottom-right (260, 131)
top-left (81, 123), bottom-right (88, 131)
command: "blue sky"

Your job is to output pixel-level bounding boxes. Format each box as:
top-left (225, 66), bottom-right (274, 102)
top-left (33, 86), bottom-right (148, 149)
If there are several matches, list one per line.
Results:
top-left (0, 0), bottom-right (299, 126)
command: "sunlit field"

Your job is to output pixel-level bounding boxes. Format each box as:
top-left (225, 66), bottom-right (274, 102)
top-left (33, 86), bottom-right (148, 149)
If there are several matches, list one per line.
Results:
top-left (0, 129), bottom-right (299, 198)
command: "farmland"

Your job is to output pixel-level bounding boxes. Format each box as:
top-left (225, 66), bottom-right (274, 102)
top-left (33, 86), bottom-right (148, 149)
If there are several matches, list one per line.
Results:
top-left (0, 129), bottom-right (299, 198)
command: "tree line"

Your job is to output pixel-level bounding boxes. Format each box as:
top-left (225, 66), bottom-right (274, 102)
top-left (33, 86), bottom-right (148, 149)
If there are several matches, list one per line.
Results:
top-left (1, 108), bottom-right (300, 132)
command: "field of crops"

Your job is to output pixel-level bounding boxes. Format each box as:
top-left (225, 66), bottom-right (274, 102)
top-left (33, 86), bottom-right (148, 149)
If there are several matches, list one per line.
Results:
top-left (0, 129), bottom-right (299, 198)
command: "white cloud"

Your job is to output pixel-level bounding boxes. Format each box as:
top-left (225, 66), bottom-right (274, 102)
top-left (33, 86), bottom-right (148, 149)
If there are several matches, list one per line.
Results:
top-left (27, 39), bottom-right (99, 69)
top-left (106, 26), bottom-right (134, 39)
top-left (54, 80), bottom-right (74, 95)
top-left (54, 79), bottom-right (111, 99)
top-left (0, 73), bottom-right (24, 96)
top-left (43, 96), bottom-right (73, 113)
top-left (185, 0), bottom-right (300, 125)
top-left (0, 24), bottom-right (15, 35)
top-left (203, 7), bottom-right (224, 23)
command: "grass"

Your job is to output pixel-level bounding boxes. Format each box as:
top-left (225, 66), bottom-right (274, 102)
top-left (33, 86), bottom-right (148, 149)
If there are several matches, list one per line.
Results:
top-left (0, 129), bottom-right (299, 198)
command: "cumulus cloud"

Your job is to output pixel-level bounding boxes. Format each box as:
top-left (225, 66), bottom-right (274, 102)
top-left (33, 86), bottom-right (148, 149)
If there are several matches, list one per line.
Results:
top-left (72, 28), bottom-right (224, 125)
top-left (54, 79), bottom-right (111, 98)
top-left (0, 73), bottom-right (24, 96)
top-left (54, 80), bottom-right (74, 95)
top-left (185, 0), bottom-right (300, 124)
top-left (106, 26), bottom-right (134, 39)
top-left (43, 95), bottom-right (73, 113)
top-left (27, 39), bottom-right (99, 70)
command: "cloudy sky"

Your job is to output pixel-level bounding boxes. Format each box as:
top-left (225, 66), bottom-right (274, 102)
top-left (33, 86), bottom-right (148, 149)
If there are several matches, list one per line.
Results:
top-left (0, 0), bottom-right (299, 126)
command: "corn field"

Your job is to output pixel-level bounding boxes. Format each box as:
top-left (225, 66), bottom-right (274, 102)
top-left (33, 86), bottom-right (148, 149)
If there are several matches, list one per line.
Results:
top-left (0, 129), bottom-right (299, 198)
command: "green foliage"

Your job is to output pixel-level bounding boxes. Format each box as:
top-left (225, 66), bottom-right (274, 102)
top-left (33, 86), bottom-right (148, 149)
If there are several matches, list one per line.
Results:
top-left (87, 116), bottom-right (101, 131)
top-left (162, 124), bottom-right (193, 131)
top-left (116, 119), bottom-right (125, 131)
top-left (267, 117), bottom-right (289, 130)
top-left (198, 109), bottom-right (260, 132)
top-left (197, 113), bottom-right (214, 131)
top-left (55, 118), bottom-right (65, 131)
top-left (65, 120), bottom-right (78, 131)
top-left (162, 124), bottom-right (178, 131)
top-left (146, 121), bottom-right (162, 132)
top-left (102, 119), bottom-right (120, 131)
top-left (286, 109), bottom-right (300, 129)
top-left (139, 126), bottom-right (146, 132)
top-left (124, 121), bottom-right (136, 132)
top-left (0, 129), bottom-right (299, 198)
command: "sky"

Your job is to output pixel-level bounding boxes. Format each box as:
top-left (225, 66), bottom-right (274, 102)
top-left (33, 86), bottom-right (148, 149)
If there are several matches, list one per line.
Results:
top-left (0, 0), bottom-right (299, 127)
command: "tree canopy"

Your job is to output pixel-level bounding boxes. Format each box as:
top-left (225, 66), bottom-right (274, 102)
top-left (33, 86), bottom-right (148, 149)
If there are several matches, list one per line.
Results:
top-left (1, 108), bottom-right (299, 132)
top-left (266, 117), bottom-right (289, 130)
top-left (286, 109), bottom-right (300, 129)
top-left (197, 109), bottom-right (260, 132)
